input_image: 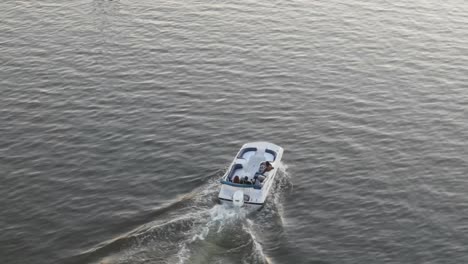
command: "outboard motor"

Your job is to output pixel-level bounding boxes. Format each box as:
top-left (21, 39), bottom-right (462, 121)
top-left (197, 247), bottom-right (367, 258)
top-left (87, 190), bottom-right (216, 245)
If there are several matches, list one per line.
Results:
top-left (232, 190), bottom-right (244, 207)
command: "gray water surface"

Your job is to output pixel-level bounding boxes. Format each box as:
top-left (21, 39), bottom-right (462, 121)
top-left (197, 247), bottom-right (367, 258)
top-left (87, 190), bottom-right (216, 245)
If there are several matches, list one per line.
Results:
top-left (1, 0), bottom-right (468, 263)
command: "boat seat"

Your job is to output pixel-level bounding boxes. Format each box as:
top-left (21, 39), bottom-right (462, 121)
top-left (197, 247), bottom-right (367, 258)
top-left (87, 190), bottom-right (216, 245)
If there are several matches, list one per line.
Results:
top-left (237, 147), bottom-right (257, 159)
top-left (265, 149), bottom-right (277, 161)
top-left (227, 164), bottom-right (244, 182)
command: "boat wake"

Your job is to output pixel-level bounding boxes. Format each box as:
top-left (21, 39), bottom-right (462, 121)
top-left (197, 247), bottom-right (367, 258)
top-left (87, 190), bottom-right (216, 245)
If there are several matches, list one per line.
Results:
top-left (66, 163), bottom-right (291, 264)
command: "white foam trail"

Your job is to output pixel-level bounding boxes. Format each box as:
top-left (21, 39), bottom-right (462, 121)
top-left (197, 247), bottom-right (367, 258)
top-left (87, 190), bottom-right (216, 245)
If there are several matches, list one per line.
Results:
top-left (117, 163), bottom-right (291, 264)
top-left (176, 204), bottom-right (247, 263)
top-left (244, 218), bottom-right (271, 264)
top-left (176, 244), bottom-right (190, 264)
top-left (192, 204), bottom-right (246, 241)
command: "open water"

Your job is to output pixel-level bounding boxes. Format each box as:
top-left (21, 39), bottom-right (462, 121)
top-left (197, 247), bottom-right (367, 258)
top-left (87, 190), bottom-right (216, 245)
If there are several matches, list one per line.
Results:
top-left (1, 0), bottom-right (468, 263)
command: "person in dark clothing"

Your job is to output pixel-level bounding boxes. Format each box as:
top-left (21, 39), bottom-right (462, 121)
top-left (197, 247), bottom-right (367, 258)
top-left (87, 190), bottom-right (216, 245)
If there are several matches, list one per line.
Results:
top-left (243, 176), bottom-right (252, 185)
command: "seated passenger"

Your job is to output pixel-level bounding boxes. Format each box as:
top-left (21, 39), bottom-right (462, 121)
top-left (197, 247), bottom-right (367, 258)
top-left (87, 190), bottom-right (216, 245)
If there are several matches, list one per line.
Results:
top-left (254, 174), bottom-right (265, 183)
top-left (245, 176), bottom-right (253, 185)
top-left (233, 176), bottom-right (240, 184)
top-left (258, 162), bottom-right (267, 174)
top-left (257, 174), bottom-right (266, 183)
top-left (258, 161), bottom-right (274, 175)
top-left (264, 161), bottom-right (274, 173)
top-left (254, 177), bottom-right (263, 188)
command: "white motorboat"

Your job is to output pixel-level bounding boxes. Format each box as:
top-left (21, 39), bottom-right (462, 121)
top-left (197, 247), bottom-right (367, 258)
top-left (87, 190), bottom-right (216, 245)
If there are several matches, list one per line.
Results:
top-left (218, 142), bottom-right (284, 210)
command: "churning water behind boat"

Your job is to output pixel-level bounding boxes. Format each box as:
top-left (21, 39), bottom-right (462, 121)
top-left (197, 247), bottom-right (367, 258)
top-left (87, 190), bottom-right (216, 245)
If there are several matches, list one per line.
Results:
top-left (63, 164), bottom-right (292, 264)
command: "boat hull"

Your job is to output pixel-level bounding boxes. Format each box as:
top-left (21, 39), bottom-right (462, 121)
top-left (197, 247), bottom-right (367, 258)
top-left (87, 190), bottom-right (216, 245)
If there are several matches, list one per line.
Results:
top-left (218, 142), bottom-right (284, 210)
top-left (219, 197), bottom-right (264, 211)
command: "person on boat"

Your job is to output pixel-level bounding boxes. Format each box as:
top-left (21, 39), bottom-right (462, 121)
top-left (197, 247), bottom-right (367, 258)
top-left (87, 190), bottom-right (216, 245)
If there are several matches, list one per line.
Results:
top-left (258, 162), bottom-right (266, 173)
top-left (258, 161), bottom-right (274, 176)
top-left (264, 161), bottom-right (274, 173)
top-left (233, 176), bottom-right (240, 184)
top-left (243, 176), bottom-right (252, 185)
top-left (254, 176), bottom-right (263, 188)
top-left (256, 174), bottom-right (266, 183)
